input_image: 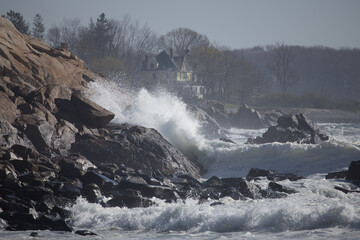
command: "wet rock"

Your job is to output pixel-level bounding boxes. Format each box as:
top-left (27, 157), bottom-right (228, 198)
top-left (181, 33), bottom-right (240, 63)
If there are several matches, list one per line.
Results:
top-left (326, 170), bottom-right (348, 179)
top-left (247, 114), bottom-right (329, 144)
top-left (15, 186), bottom-right (53, 201)
top-left (334, 186), bottom-right (360, 194)
top-left (57, 154), bottom-right (95, 179)
top-left (346, 160), bottom-right (360, 180)
top-left (268, 182), bottom-right (297, 194)
top-left (75, 230), bottom-right (97, 236)
top-left (107, 195), bottom-right (153, 208)
top-left (83, 183), bottom-right (102, 203)
top-left (246, 168), bottom-right (304, 182)
top-left (232, 104), bottom-right (269, 129)
top-left (71, 124), bottom-right (201, 179)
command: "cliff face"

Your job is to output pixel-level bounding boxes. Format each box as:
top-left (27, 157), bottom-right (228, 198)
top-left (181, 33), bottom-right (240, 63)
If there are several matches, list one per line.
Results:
top-left (0, 17), bottom-right (86, 94)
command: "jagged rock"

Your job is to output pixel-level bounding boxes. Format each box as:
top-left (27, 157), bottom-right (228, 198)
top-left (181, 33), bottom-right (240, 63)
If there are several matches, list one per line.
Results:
top-left (71, 124), bottom-right (201, 179)
top-left (56, 92), bottom-right (115, 128)
top-left (107, 195), bottom-right (153, 208)
top-left (247, 114), bottom-right (329, 144)
top-left (246, 168), bottom-right (304, 182)
top-left (232, 104), bottom-right (269, 129)
top-left (83, 183), bottom-right (102, 203)
top-left (268, 182), bottom-right (297, 194)
top-left (14, 114), bottom-right (54, 155)
top-left (75, 230), bottom-right (97, 236)
top-left (346, 160), bottom-right (360, 180)
top-left (0, 115), bottom-right (34, 148)
top-left (326, 171), bottom-right (348, 179)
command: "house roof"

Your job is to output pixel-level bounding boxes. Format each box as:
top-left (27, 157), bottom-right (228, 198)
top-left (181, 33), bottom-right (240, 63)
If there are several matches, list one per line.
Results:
top-left (156, 50), bottom-right (177, 70)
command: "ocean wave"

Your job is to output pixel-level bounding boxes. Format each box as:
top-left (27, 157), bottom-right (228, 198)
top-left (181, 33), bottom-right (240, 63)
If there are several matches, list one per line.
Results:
top-left (69, 178), bottom-right (360, 233)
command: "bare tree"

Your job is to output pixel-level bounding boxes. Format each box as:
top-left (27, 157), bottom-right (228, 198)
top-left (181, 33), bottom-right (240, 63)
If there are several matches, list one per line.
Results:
top-left (46, 24), bottom-right (61, 47)
top-left (268, 42), bottom-right (299, 93)
top-left (158, 28), bottom-right (209, 55)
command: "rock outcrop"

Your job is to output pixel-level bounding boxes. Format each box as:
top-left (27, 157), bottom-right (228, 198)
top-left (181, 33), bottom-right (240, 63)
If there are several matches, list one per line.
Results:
top-left (247, 113), bottom-right (329, 144)
top-left (71, 123), bottom-right (201, 179)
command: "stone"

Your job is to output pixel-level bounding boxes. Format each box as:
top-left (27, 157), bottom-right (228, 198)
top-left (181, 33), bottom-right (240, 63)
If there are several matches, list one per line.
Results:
top-left (71, 124), bottom-right (201, 179)
top-left (83, 183), bottom-right (102, 203)
top-left (232, 104), bottom-right (269, 129)
top-left (56, 92), bottom-right (115, 128)
top-left (326, 171), bottom-right (348, 179)
top-left (75, 230), bottom-right (97, 236)
top-left (107, 195), bottom-right (153, 208)
top-left (247, 114), bottom-right (329, 144)
top-left (346, 160), bottom-right (360, 180)
top-left (268, 182), bottom-right (297, 194)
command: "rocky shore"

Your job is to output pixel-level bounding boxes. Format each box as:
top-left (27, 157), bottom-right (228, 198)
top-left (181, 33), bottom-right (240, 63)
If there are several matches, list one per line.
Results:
top-left (0, 17), bottom-right (359, 235)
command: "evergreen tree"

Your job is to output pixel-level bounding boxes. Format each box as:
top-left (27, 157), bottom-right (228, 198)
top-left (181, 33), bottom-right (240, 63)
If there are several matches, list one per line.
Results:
top-left (32, 13), bottom-right (45, 39)
top-left (2, 10), bottom-right (30, 35)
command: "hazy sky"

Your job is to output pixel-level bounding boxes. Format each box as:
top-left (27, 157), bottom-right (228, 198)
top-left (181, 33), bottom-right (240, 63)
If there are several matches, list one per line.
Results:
top-left (1, 0), bottom-right (360, 49)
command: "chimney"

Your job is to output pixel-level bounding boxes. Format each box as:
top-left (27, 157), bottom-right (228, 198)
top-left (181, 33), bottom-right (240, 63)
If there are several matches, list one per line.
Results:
top-left (169, 48), bottom-right (173, 58)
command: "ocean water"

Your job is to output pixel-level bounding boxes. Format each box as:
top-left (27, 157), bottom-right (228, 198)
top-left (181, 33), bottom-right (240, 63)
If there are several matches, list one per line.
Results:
top-left (2, 81), bottom-right (360, 239)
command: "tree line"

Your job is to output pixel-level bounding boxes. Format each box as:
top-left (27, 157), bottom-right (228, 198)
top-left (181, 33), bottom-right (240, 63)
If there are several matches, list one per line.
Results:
top-left (2, 10), bottom-right (360, 106)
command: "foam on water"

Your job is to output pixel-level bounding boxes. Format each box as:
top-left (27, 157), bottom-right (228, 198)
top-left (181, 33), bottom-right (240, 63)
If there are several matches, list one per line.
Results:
top-left (86, 81), bottom-right (360, 178)
top-left (67, 177), bottom-right (360, 236)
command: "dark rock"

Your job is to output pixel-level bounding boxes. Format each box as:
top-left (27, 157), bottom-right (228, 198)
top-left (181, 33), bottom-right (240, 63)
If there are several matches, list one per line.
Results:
top-left (56, 92), bottom-right (114, 128)
top-left (72, 124), bottom-right (200, 179)
top-left (326, 170), bottom-right (348, 179)
top-left (346, 160), bottom-right (360, 180)
top-left (107, 195), bottom-right (153, 208)
top-left (30, 232), bottom-right (40, 237)
top-left (11, 144), bottom-right (40, 160)
top-left (83, 183), bottom-right (102, 203)
top-left (259, 189), bottom-right (288, 199)
top-left (210, 201), bottom-right (224, 206)
top-left (268, 182), bottom-right (297, 194)
top-left (334, 186), bottom-right (360, 194)
top-left (82, 171), bottom-right (117, 192)
top-left (38, 215), bottom-right (73, 232)
top-left (203, 176), bottom-right (223, 188)
top-left (57, 155), bottom-right (95, 179)
top-left (246, 168), bottom-right (272, 181)
top-left (16, 186), bottom-right (53, 201)
top-left (232, 104), bottom-right (269, 129)
top-left (14, 114), bottom-right (54, 154)
top-left (247, 114), bottom-right (329, 144)
top-left (75, 230), bottom-right (97, 236)
top-left (246, 168), bottom-right (304, 182)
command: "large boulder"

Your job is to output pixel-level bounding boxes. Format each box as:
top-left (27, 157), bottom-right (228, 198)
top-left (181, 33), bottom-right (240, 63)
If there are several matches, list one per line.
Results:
top-left (71, 123), bottom-right (201, 179)
top-left (247, 113), bottom-right (329, 144)
top-left (56, 92), bottom-right (115, 128)
top-left (232, 104), bottom-right (269, 129)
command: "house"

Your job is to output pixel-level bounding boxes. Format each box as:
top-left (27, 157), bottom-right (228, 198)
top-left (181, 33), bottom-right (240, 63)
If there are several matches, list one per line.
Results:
top-left (140, 49), bottom-right (205, 99)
